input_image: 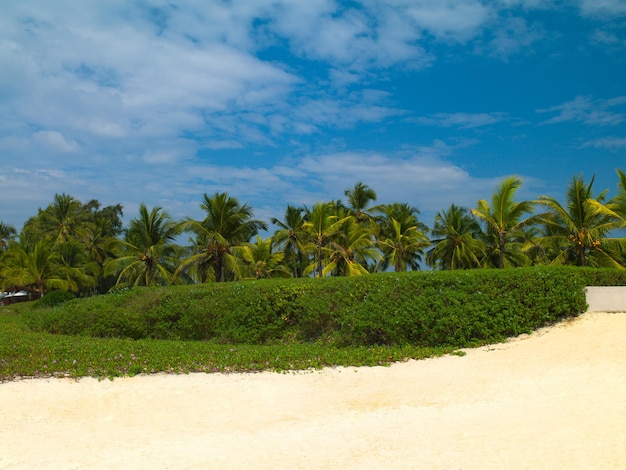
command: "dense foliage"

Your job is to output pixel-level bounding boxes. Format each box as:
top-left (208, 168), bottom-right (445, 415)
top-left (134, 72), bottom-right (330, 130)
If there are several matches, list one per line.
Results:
top-left (1, 172), bottom-right (626, 300)
top-left (0, 306), bottom-right (460, 381)
top-left (22, 267), bottom-right (624, 347)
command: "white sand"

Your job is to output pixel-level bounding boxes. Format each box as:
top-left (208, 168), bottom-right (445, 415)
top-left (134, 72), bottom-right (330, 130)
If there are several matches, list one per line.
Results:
top-left (1, 311), bottom-right (625, 469)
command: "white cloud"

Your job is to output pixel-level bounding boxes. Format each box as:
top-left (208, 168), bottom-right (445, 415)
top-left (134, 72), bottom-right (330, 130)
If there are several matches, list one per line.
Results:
top-left (2, 0), bottom-right (433, 180)
top-left (266, 0), bottom-right (431, 69)
top-left (0, 136), bottom-right (552, 234)
top-left (292, 94), bottom-right (404, 130)
top-left (0, 0), bottom-right (622, 233)
top-left (258, 0), bottom-right (524, 70)
top-left (495, 0), bottom-right (558, 8)
top-left (286, 150), bottom-right (522, 224)
top-left (486, 16), bottom-right (545, 59)
top-left (416, 112), bottom-right (507, 128)
top-left (85, 119), bottom-right (128, 139)
top-left (590, 29), bottom-right (621, 46)
top-left (0, 2), bottom-right (298, 142)
top-left (121, 43), bottom-right (295, 111)
top-left (582, 137), bottom-right (626, 149)
top-left (142, 150), bottom-right (184, 165)
top-left (538, 96), bottom-right (626, 126)
top-left (0, 168), bottom-right (89, 229)
top-left (394, 0), bottom-right (492, 41)
top-left (181, 142), bottom-right (525, 225)
top-left (33, 130), bottom-right (79, 153)
top-left (578, 0), bottom-right (626, 17)
top-left (0, 0), bottom-right (583, 164)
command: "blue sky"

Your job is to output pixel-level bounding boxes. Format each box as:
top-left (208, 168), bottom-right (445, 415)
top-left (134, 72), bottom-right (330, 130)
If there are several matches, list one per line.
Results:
top-left (1, 0), bottom-right (625, 232)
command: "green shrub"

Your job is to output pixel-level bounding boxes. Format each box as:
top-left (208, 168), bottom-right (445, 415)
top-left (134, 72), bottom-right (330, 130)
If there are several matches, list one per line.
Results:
top-left (22, 266), bottom-right (618, 347)
top-left (34, 290), bottom-right (75, 308)
top-left (576, 268), bottom-right (626, 286)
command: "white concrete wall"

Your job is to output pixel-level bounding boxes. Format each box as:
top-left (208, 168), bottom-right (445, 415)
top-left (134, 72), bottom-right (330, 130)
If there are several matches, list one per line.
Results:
top-left (586, 286), bottom-right (626, 312)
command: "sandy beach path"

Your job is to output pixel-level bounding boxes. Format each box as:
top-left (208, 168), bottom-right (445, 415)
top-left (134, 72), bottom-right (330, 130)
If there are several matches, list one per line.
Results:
top-left (1, 311), bottom-right (625, 469)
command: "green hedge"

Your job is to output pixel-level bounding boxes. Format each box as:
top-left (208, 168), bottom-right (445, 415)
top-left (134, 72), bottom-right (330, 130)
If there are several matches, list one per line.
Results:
top-left (22, 267), bottom-right (625, 347)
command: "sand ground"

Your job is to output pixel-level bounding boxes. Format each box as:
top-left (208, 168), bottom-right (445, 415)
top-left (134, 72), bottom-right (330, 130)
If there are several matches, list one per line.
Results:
top-left (1, 311), bottom-right (625, 469)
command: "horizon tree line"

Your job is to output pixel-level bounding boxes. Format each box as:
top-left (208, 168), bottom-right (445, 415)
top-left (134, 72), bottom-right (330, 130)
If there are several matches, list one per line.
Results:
top-left (1, 170), bottom-right (625, 298)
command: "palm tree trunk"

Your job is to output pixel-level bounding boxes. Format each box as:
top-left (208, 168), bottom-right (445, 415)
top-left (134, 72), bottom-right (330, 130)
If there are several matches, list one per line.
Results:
top-left (215, 248), bottom-right (223, 282)
top-left (146, 259), bottom-right (154, 285)
top-left (317, 240), bottom-right (323, 278)
top-left (498, 232), bottom-right (505, 269)
top-left (292, 250), bottom-right (298, 278)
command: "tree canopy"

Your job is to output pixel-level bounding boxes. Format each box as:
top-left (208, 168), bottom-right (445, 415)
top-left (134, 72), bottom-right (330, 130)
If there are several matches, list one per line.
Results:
top-left (2, 171), bottom-right (625, 298)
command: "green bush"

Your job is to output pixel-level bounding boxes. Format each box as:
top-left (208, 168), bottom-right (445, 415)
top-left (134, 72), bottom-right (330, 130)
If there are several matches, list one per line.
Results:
top-left (26, 288), bottom-right (151, 339)
top-left (34, 290), bottom-right (75, 308)
top-left (22, 266), bottom-right (619, 347)
top-left (576, 268), bottom-right (626, 286)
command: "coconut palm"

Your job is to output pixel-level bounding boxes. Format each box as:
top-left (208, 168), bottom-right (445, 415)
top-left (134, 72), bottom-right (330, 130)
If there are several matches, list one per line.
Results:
top-left (302, 202), bottom-right (350, 277)
top-left (344, 182), bottom-right (377, 224)
top-left (587, 169), bottom-right (626, 227)
top-left (535, 174), bottom-right (624, 267)
top-left (33, 193), bottom-right (91, 243)
top-left (586, 169), bottom-right (626, 264)
top-left (177, 192), bottom-right (267, 282)
top-left (105, 204), bottom-right (180, 287)
top-left (271, 205), bottom-right (308, 278)
top-left (325, 218), bottom-right (381, 276)
top-left (427, 204), bottom-right (485, 270)
top-left (56, 239), bottom-right (99, 294)
top-left (0, 239), bottom-right (70, 297)
top-left (236, 236), bottom-right (291, 279)
top-left (374, 203), bottom-right (430, 272)
top-left (471, 176), bottom-right (535, 268)
top-left (74, 211), bottom-right (126, 293)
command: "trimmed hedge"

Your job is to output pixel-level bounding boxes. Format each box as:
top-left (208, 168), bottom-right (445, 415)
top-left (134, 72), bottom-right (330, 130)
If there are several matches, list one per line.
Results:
top-left (22, 267), bottom-right (626, 347)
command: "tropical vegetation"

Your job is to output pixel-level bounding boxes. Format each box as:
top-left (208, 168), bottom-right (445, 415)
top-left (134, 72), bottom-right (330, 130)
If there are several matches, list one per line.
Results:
top-left (2, 172), bottom-right (626, 299)
top-left (6, 265), bottom-right (626, 380)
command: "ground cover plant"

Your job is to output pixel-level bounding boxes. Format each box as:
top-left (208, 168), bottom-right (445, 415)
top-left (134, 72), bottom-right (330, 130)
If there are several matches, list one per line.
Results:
top-left (3, 267), bottom-right (624, 382)
top-left (0, 308), bottom-right (458, 381)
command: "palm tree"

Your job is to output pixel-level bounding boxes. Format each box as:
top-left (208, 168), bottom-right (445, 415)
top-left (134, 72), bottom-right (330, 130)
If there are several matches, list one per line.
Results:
top-left (535, 174), bottom-right (623, 267)
top-left (586, 169), bottom-right (626, 263)
top-left (34, 193), bottom-right (91, 243)
top-left (0, 239), bottom-right (71, 297)
top-left (519, 225), bottom-right (551, 266)
top-left (75, 214), bottom-right (125, 293)
top-left (427, 204), bottom-right (485, 270)
top-left (344, 182), bottom-right (377, 223)
top-left (177, 193), bottom-right (267, 282)
top-left (374, 203), bottom-right (430, 272)
top-left (587, 169), bottom-right (626, 226)
top-left (471, 176), bottom-right (535, 268)
top-left (0, 221), bottom-right (17, 252)
top-left (325, 219), bottom-right (381, 276)
top-left (302, 202), bottom-right (350, 277)
top-left (56, 239), bottom-right (99, 295)
top-left (271, 205), bottom-right (308, 278)
top-left (236, 236), bottom-right (291, 279)
top-left (105, 204), bottom-right (180, 287)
